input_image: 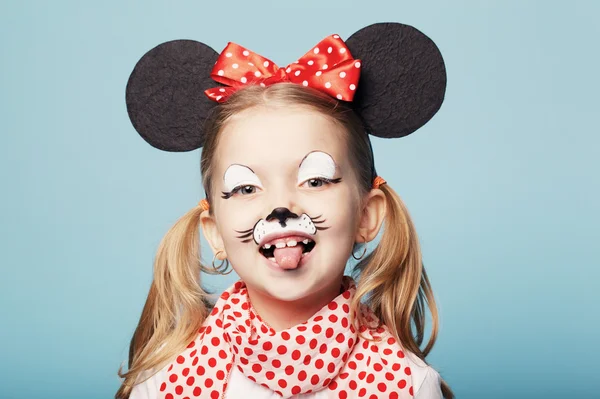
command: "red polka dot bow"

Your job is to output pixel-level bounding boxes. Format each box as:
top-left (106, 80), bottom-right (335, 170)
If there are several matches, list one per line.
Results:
top-left (205, 34), bottom-right (362, 103)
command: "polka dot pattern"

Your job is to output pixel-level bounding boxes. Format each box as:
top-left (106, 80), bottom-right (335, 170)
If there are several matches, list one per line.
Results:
top-left (205, 34), bottom-right (362, 104)
top-left (161, 276), bottom-right (414, 398)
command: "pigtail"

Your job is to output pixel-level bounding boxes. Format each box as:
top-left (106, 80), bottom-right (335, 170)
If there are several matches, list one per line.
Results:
top-left (350, 184), bottom-right (454, 399)
top-left (115, 205), bottom-right (215, 399)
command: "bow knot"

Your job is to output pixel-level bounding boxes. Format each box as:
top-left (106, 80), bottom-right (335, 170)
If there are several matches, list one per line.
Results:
top-left (205, 34), bottom-right (361, 103)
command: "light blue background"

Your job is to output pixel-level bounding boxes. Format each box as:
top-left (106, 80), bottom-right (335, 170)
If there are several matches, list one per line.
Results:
top-left (1, 1), bottom-right (598, 398)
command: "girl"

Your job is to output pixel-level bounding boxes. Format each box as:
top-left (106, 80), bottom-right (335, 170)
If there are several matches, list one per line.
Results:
top-left (118, 22), bottom-right (452, 399)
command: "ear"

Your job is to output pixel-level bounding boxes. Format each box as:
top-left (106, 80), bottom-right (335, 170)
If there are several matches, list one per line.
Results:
top-left (355, 188), bottom-right (386, 243)
top-left (199, 210), bottom-right (227, 259)
top-left (126, 40), bottom-right (219, 151)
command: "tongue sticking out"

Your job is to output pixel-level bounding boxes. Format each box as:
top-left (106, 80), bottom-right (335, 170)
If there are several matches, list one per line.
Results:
top-left (273, 246), bottom-right (303, 269)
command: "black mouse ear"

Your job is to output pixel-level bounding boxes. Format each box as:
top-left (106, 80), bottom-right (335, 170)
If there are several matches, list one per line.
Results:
top-left (125, 40), bottom-right (220, 152)
top-left (346, 22), bottom-right (447, 139)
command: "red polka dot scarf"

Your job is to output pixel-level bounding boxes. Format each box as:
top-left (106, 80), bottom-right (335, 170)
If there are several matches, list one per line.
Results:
top-left (161, 276), bottom-right (416, 398)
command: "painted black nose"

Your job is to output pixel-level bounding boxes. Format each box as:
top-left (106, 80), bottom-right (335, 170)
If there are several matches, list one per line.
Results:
top-left (266, 207), bottom-right (299, 228)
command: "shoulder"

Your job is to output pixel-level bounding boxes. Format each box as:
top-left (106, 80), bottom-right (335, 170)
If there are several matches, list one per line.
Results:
top-left (129, 361), bottom-right (169, 399)
top-left (402, 352), bottom-right (443, 398)
top-left (372, 331), bottom-right (443, 398)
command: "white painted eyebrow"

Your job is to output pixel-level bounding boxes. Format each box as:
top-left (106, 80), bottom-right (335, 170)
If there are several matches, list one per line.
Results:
top-left (297, 151), bottom-right (337, 183)
top-left (223, 164), bottom-right (263, 191)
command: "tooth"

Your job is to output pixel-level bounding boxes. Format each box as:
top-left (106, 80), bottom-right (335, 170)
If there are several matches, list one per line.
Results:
top-left (301, 252), bottom-right (307, 257)
top-left (263, 244), bottom-right (271, 249)
top-left (302, 239), bottom-right (309, 244)
top-left (268, 257), bottom-right (276, 262)
top-left (286, 240), bottom-right (297, 247)
top-left (275, 242), bottom-right (286, 248)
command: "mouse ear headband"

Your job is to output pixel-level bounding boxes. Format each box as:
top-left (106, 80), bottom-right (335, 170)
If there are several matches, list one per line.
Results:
top-left (125, 22), bottom-right (446, 210)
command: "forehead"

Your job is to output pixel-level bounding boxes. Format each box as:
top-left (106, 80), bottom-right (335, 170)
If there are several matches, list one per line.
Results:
top-left (215, 106), bottom-right (348, 175)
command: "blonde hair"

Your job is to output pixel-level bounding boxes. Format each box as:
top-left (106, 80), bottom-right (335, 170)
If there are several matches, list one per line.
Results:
top-left (116, 83), bottom-right (453, 398)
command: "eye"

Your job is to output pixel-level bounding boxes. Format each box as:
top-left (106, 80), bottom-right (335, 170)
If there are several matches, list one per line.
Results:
top-left (221, 184), bottom-right (260, 199)
top-left (232, 185), bottom-right (257, 195)
top-left (302, 177), bottom-right (335, 188)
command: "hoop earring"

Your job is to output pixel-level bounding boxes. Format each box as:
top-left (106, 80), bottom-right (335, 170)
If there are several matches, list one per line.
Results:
top-left (212, 250), bottom-right (232, 275)
top-left (352, 236), bottom-right (368, 260)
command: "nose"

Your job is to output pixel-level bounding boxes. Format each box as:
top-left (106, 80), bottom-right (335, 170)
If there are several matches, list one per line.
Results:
top-left (266, 207), bottom-right (299, 228)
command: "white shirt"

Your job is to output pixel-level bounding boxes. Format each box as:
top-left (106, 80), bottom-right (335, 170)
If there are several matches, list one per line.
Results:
top-left (130, 351), bottom-right (443, 399)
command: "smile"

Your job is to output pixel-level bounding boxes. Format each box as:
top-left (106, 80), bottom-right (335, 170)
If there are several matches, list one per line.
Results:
top-left (258, 235), bottom-right (316, 261)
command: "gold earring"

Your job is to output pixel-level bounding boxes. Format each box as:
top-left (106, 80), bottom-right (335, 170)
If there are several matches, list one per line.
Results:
top-left (212, 250), bottom-right (232, 275)
top-left (352, 235), bottom-right (368, 260)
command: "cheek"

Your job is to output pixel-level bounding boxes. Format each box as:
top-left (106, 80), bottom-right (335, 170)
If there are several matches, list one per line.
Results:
top-left (217, 185), bottom-right (361, 246)
top-left (310, 190), bottom-right (360, 238)
top-left (323, 203), bottom-right (358, 237)
top-left (217, 202), bottom-right (265, 250)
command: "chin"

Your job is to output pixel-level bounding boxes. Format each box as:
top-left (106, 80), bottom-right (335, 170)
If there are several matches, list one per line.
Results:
top-left (264, 285), bottom-right (316, 302)
top-left (259, 265), bottom-right (342, 303)
top-left (233, 245), bottom-right (346, 302)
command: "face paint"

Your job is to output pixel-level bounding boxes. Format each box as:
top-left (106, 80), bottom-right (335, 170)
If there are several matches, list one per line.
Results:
top-left (211, 107), bottom-right (362, 302)
top-left (235, 209), bottom-right (329, 270)
top-left (235, 209), bottom-right (330, 270)
top-left (230, 151), bottom-right (341, 270)
top-left (297, 151), bottom-right (338, 183)
top-left (221, 164), bottom-right (263, 199)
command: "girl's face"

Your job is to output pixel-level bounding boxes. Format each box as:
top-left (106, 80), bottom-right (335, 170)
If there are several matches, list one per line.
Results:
top-left (202, 106), bottom-right (363, 302)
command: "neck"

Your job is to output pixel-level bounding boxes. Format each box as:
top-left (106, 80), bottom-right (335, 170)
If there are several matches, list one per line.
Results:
top-left (246, 275), bottom-right (345, 331)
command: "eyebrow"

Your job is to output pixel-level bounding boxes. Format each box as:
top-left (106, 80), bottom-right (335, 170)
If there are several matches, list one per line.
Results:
top-left (298, 150), bottom-right (340, 172)
top-left (224, 163), bottom-right (255, 174)
top-left (223, 152), bottom-right (340, 180)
